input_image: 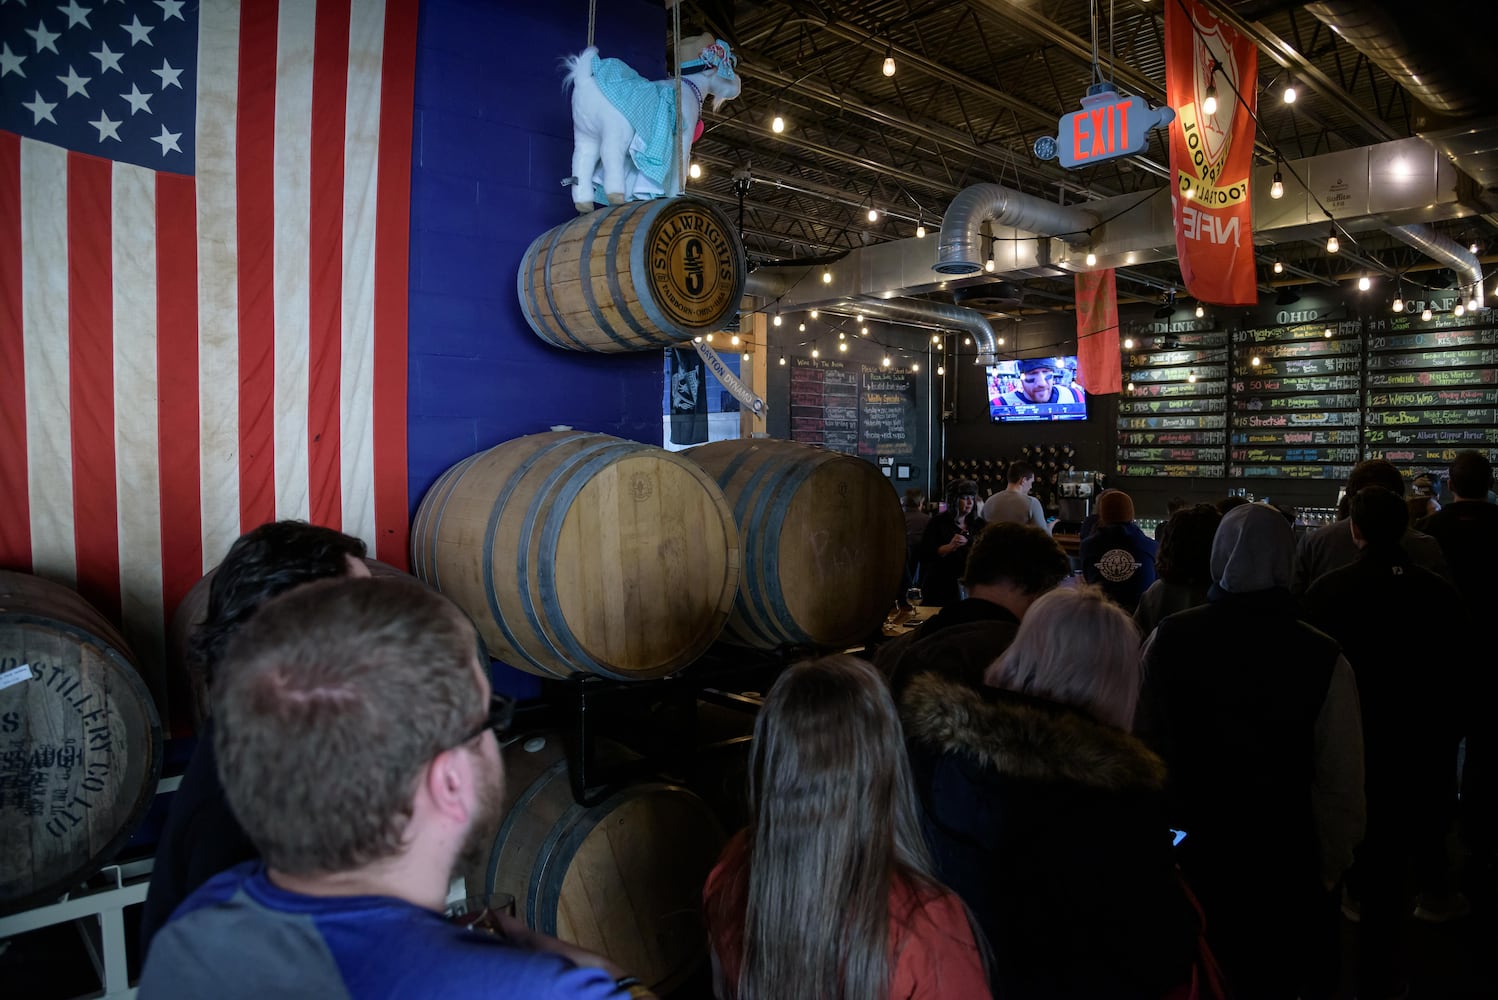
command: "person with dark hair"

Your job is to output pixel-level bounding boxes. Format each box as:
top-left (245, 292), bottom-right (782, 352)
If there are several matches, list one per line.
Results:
top-left (140, 521), bottom-right (370, 956)
top-left (1414, 449), bottom-right (1498, 893)
top-left (1000, 357), bottom-right (1082, 406)
top-left (1301, 487), bottom-right (1469, 997)
top-left (1080, 489), bottom-right (1157, 613)
top-left (902, 586), bottom-right (1200, 998)
top-left (1214, 495), bottom-right (1250, 516)
top-left (980, 461), bottom-right (1045, 527)
top-left (879, 523), bottom-right (1071, 696)
top-left (704, 655), bottom-right (989, 1000)
top-left (1137, 503), bottom-right (1365, 999)
top-left (1133, 504), bottom-right (1222, 638)
top-left (1292, 459), bottom-right (1448, 594)
top-left (919, 479), bottom-right (986, 607)
top-left (1153, 496), bottom-right (1190, 544)
top-left (140, 578), bottom-right (648, 999)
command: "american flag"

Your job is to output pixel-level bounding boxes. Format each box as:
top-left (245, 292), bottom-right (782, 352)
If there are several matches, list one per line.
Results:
top-left (0, 0), bottom-right (416, 727)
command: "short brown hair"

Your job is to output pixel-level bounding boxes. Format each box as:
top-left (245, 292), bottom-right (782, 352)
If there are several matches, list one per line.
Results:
top-left (214, 577), bottom-right (482, 874)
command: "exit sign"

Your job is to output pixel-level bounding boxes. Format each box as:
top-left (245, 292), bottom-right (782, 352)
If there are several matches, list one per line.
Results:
top-left (1034, 85), bottom-right (1175, 170)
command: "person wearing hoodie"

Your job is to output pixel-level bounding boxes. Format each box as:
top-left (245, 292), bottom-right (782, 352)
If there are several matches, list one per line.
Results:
top-left (901, 585), bottom-right (1200, 999)
top-left (1136, 503), bottom-right (1365, 1000)
top-left (1132, 503), bottom-right (1221, 639)
top-left (1080, 489), bottom-right (1156, 613)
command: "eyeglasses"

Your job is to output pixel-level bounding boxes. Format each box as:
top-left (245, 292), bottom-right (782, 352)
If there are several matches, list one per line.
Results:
top-left (453, 693), bottom-right (515, 748)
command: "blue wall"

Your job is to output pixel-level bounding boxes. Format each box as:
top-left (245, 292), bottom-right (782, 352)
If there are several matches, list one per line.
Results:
top-left (409, 0), bottom-right (667, 695)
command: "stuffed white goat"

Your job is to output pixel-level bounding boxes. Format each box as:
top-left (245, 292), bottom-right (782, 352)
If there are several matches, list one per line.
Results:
top-left (563, 34), bottom-right (741, 213)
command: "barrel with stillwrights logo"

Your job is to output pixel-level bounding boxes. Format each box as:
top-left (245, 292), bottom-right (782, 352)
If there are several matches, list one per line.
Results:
top-left (411, 431), bottom-right (740, 680)
top-left (683, 439), bottom-right (906, 650)
top-left (517, 197), bottom-right (746, 351)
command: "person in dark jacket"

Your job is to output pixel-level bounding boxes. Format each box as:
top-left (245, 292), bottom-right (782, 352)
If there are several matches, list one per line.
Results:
top-left (1302, 486), bottom-right (1469, 998)
top-left (1080, 489), bottom-right (1156, 613)
top-left (901, 585), bottom-right (1199, 999)
top-left (1133, 503), bottom-right (1221, 638)
top-left (1137, 502), bottom-right (1365, 1000)
top-left (877, 522), bottom-right (1070, 697)
top-left (919, 479), bottom-right (986, 607)
top-left (139, 521), bottom-right (370, 958)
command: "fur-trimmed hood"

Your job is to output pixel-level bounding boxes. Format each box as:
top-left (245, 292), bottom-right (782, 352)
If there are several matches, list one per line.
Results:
top-left (900, 671), bottom-right (1166, 793)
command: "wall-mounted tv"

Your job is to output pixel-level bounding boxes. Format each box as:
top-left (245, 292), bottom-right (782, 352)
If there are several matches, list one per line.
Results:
top-left (987, 356), bottom-right (1088, 423)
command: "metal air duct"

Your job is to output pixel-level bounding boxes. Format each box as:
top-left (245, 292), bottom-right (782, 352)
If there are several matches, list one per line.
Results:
top-left (1381, 223), bottom-right (1484, 295)
top-left (828, 297), bottom-right (1001, 365)
top-left (934, 183), bottom-right (1099, 275)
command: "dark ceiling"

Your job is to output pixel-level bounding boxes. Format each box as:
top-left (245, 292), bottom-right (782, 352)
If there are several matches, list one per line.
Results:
top-left (672, 0), bottom-right (1498, 313)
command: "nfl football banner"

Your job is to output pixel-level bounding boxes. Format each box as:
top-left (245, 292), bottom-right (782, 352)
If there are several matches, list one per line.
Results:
top-left (1075, 269), bottom-right (1122, 395)
top-left (1166, 0), bottom-right (1259, 305)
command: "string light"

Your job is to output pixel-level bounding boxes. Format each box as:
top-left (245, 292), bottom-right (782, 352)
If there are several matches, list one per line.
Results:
top-left (911, 362), bottom-right (920, 372)
top-left (861, 326), bottom-right (869, 336)
top-left (693, 335), bottom-right (703, 343)
top-left (730, 333), bottom-right (740, 346)
top-left (1324, 327), bottom-right (1333, 338)
top-left (1195, 304), bottom-right (1205, 318)
top-left (1187, 371), bottom-right (1197, 383)
top-left (1392, 295), bottom-right (1404, 313)
top-left (798, 322), bottom-right (806, 332)
top-left (881, 355), bottom-right (892, 368)
top-left (706, 333), bottom-right (714, 343)
top-left (857, 313), bottom-right (865, 323)
top-left (1357, 274), bottom-right (1370, 291)
top-left (937, 364), bottom-right (945, 376)
top-left (915, 222), bottom-right (926, 239)
top-left (1202, 80), bottom-right (1219, 116)
top-left (1470, 243), bottom-right (1480, 255)
top-left (931, 333), bottom-right (941, 344)
top-left (1251, 355), bottom-right (1261, 366)
top-left (1283, 76), bottom-right (1297, 104)
top-left (822, 269), bottom-right (831, 284)
top-left (867, 207), bottom-right (879, 223)
top-left (741, 351), bottom-right (751, 362)
top-left (882, 49), bottom-right (896, 77)
top-left (1273, 260), bottom-right (1283, 274)
top-left (1085, 251), bottom-right (1097, 266)
top-left (1126, 380), bottom-right (1135, 393)
top-left (1421, 306), bottom-right (1433, 321)
top-left (810, 309), bottom-right (819, 318)
top-left (771, 115), bottom-right (785, 133)
top-left (997, 337), bottom-right (1005, 345)
top-left (838, 341), bottom-right (848, 352)
top-left (1468, 291), bottom-right (1480, 311)
top-left (985, 251), bottom-right (996, 272)
top-left (1270, 169), bottom-right (1284, 199)
top-left (1123, 337), bottom-right (1134, 349)
top-left (1326, 228), bottom-right (1339, 253)
top-left (811, 343), bottom-right (820, 358)
top-left (771, 313), bottom-right (781, 327)
top-left (838, 331), bottom-right (846, 340)
top-left (778, 354), bottom-right (786, 366)
top-left (963, 336), bottom-right (972, 345)
top-left (1455, 300), bottom-right (1466, 317)
top-left (688, 162), bottom-right (702, 179)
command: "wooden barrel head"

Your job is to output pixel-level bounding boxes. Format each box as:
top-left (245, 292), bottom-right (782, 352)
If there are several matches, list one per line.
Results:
top-left (412, 432), bottom-right (739, 680)
top-left (685, 439), bottom-right (906, 649)
top-left (518, 197), bottom-right (746, 353)
top-left (0, 571), bottom-right (162, 914)
top-left (485, 734), bottom-right (725, 994)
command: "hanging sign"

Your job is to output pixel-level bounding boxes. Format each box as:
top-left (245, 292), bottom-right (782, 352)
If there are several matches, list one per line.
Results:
top-left (1034, 85), bottom-right (1175, 169)
top-left (1166, 0), bottom-right (1259, 306)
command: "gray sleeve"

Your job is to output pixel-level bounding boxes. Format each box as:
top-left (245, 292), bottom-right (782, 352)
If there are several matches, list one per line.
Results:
top-left (1029, 496), bottom-right (1045, 525)
top-left (138, 904), bottom-right (351, 1000)
top-left (1312, 654), bottom-right (1366, 889)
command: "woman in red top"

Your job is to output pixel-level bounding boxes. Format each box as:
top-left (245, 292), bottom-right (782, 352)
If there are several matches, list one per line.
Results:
top-left (702, 655), bottom-right (990, 1000)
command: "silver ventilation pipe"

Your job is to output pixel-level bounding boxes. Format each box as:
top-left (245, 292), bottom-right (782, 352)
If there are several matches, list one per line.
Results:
top-left (1382, 224), bottom-right (1484, 297)
top-left (743, 266), bottom-right (810, 301)
top-left (1304, 2), bottom-right (1486, 117)
top-left (934, 183), bottom-right (1099, 275)
top-left (828, 297), bottom-right (1001, 365)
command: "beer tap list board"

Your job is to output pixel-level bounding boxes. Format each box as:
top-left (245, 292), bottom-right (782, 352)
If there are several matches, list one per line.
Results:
top-left (1116, 313), bottom-right (1498, 479)
top-left (789, 357), bottom-right (919, 464)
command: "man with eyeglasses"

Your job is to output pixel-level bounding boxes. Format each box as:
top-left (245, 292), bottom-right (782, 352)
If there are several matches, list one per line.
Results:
top-left (139, 577), bottom-right (651, 999)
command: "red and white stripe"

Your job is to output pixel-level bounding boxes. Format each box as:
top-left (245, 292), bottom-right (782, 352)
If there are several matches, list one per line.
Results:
top-left (0, 0), bottom-right (416, 730)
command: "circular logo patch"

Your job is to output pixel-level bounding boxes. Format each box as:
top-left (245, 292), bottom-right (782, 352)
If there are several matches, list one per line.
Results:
top-left (1095, 548), bottom-right (1139, 583)
top-left (648, 205), bottom-right (738, 331)
top-left (630, 473), bottom-right (654, 502)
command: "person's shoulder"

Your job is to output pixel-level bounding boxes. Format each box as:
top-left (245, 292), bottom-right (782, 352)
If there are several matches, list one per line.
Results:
top-left (432, 934), bottom-right (621, 998)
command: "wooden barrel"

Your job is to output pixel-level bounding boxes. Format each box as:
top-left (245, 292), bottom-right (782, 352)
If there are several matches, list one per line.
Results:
top-left (0, 571), bottom-right (162, 915)
top-left (411, 431), bottom-right (740, 680)
top-left (684, 439), bottom-right (906, 649)
top-left (518, 197), bottom-right (746, 352)
top-left (165, 558), bottom-right (411, 732)
top-left (484, 733), bottom-right (726, 995)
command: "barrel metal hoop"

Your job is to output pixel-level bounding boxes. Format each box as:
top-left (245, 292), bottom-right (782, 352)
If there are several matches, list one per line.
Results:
top-left (732, 452), bottom-right (819, 647)
top-left (534, 443), bottom-right (649, 680)
top-left (480, 437), bottom-right (608, 678)
top-left (415, 453), bottom-right (481, 592)
top-left (575, 208), bottom-right (645, 351)
top-left (540, 222), bottom-right (590, 351)
top-left (484, 758), bottom-right (570, 924)
top-left (604, 201), bottom-right (667, 347)
top-left (624, 199), bottom-right (682, 345)
top-left (523, 231), bottom-right (570, 349)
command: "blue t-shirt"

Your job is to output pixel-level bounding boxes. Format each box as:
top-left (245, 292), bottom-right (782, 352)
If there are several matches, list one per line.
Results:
top-left (138, 863), bottom-right (629, 1000)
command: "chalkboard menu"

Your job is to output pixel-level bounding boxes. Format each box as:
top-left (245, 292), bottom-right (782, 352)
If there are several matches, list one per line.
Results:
top-left (1116, 325), bottom-right (1228, 478)
top-left (1363, 310), bottom-right (1498, 473)
top-left (859, 367), bottom-right (918, 462)
top-left (789, 357), bottom-right (919, 463)
top-left (1227, 321), bottom-right (1363, 480)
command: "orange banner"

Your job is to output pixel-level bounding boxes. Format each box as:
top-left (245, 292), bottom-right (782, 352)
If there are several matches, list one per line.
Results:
top-left (1166, 0), bottom-right (1258, 305)
top-left (1075, 269), bottom-right (1121, 394)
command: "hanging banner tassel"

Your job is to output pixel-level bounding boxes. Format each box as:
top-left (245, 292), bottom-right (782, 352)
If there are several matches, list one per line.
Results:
top-left (694, 341), bottom-right (766, 415)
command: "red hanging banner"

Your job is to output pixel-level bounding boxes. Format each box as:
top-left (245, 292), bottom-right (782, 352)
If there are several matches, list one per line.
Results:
top-left (1166, 0), bottom-right (1259, 306)
top-left (1075, 269), bottom-right (1122, 395)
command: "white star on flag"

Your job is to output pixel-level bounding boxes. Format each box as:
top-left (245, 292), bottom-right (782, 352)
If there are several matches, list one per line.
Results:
top-left (89, 110), bottom-right (122, 142)
top-left (22, 91), bottom-right (58, 124)
top-left (120, 82), bottom-right (153, 115)
top-left (152, 58), bottom-right (182, 89)
top-left (0, 42), bottom-right (26, 78)
top-left (27, 20), bottom-right (62, 55)
top-left (155, 0), bottom-right (186, 22)
top-left (121, 14), bottom-right (153, 47)
top-left (151, 123), bottom-right (182, 155)
top-left (58, 65), bottom-right (92, 98)
top-left (58, 0), bottom-right (94, 29)
top-left (91, 41), bottom-right (123, 74)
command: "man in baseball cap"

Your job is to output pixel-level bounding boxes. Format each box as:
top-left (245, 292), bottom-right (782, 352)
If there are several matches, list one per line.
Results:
top-left (1003, 357), bottom-right (1083, 406)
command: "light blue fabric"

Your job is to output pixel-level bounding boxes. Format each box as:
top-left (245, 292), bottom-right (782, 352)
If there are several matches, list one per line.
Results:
top-left (591, 54), bottom-right (677, 186)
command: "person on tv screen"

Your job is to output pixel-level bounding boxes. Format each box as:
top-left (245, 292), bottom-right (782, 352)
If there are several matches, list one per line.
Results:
top-left (1001, 358), bottom-right (1083, 407)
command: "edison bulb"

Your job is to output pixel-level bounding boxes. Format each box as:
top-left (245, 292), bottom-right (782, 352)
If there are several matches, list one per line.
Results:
top-left (1202, 87), bottom-right (1218, 116)
top-left (1421, 307), bottom-right (1433, 321)
top-left (882, 56), bottom-right (896, 77)
top-left (1358, 275), bottom-right (1370, 291)
top-left (771, 115), bottom-right (785, 133)
top-left (1273, 261), bottom-right (1283, 274)
top-left (1123, 337), bottom-right (1134, 349)
top-left (1085, 251), bottom-right (1097, 266)
top-left (1251, 355), bottom-right (1261, 366)
top-left (688, 162), bottom-right (701, 179)
top-left (916, 223), bottom-right (926, 239)
top-left (1393, 297), bottom-right (1404, 313)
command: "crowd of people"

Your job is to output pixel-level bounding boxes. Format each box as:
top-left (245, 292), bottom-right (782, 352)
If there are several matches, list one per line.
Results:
top-left (133, 452), bottom-right (1494, 1000)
